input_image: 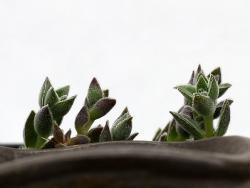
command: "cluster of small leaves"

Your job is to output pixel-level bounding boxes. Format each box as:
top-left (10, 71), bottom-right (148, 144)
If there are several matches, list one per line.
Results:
top-left (23, 77), bottom-right (138, 149)
top-left (75, 78), bottom-right (138, 142)
top-left (153, 65), bottom-right (233, 142)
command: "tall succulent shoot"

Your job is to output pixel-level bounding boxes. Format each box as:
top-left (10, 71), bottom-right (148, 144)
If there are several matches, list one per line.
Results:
top-left (24, 78), bottom-right (77, 148)
top-left (75, 78), bottom-right (138, 142)
top-left (154, 65), bottom-right (232, 142)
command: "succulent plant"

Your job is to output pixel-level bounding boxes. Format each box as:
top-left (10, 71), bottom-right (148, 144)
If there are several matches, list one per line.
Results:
top-left (23, 77), bottom-right (138, 149)
top-left (75, 78), bottom-right (138, 142)
top-left (23, 78), bottom-right (77, 149)
top-left (153, 65), bottom-right (233, 142)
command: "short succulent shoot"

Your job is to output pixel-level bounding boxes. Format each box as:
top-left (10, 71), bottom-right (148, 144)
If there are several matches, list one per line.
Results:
top-left (24, 77), bottom-right (138, 149)
top-left (154, 65), bottom-right (232, 142)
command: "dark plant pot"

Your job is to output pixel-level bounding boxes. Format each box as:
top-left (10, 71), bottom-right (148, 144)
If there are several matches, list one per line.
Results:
top-left (0, 136), bottom-right (250, 188)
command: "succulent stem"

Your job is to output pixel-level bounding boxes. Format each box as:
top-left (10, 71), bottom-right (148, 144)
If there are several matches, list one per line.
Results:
top-left (204, 116), bottom-right (214, 138)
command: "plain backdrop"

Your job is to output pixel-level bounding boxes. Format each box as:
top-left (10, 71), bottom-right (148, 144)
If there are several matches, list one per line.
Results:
top-left (0, 0), bottom-right (249, 143)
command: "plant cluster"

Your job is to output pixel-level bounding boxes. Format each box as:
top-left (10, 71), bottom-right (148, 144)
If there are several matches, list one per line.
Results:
top-left (153, 65), bottom-right (233, 142)
top-left (23, 78), bottom-right (138, 149)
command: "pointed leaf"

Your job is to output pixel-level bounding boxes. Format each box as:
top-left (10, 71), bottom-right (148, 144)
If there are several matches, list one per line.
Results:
top-left (209, 67), bottom-right (221, 84)
top-left (65, 129), bottom-right (72, 143)
top-left (214, 99), bottom-right (233, 119)
top-left (127, 132), bottom-right (139, 140)
top-left (111, 115), bottom-right (133, 141)
top-left (56, 85), bottom-right (70, 97)
top-left (196, 74), bottom-right (208, 92)
top-left (175, 85), bottom-right (196, 103)
top-left (89, 98), bottom-right (116, 120)
top-left (208, 75), bottom-right (219, 100)
top-left (51, 95), bottom-right (76, 118)
top-left (170, 112), bottom-right (204, 139)
top-left (114, 107), bottom-right (129, 125)
top-left (23, 111), bottom-right (38, 148)
top-left (216, 100), bottom-right (231, 136)
top-left (75, 106), bottom-right (91, 134)
top-left (86, 78), bottom-right (103, 107)
top-left (53, 124), bottom-right (65, 144)
top-left (39, 77), bottom-right (52, 107)
top-left (99, 121), bottom-right (112, 142)
top-left (167, 120), bottom-right (178, 141)
top-left (152, 128), bottom-right (162, 141)
top-left (34, 105), bottom-right (54, 138)
top-left (188, 71), bottom-right (195, 85)
top-left (192, 94), bottom-right (216, 117)
top-left (219, 83), bottom-right (232, 97)
top-left (87, 126), bottom-right (103, 143)
top-left (44, 87), bottom-right (59, 107)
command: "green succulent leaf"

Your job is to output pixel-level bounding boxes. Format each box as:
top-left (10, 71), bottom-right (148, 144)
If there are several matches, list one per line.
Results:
top-left (166, 121), bottom-right (178, 141)
top-left (56, 85), bottom-right (70, 97)
top-left (170, 112), bottom-right (204, 139)
top-left (188, 71), bottom-right (195, 85)
top-left (51, 96), bottom-right (76, 120)
top-left (23, 111), bottom-right (38, 148)
top-left (34, 105), bottom-right (54, 138)
top-left (219, 83), bottom-right (232, 97)
top-left (75, 106), bottom-right (91, 134)
top-left (196, 73), bottom-right (208, 92)
top-left (111, 113), bottom-right (133, 141)
top-left (209, 67), bottom-right (221, 84)
top-left (89, 98), bottom-right (116, 120)
top-left (87, 125), bottom-right (103, 143)
top-left (192, 94), bottom-right (216, 117)
top-left (44, 87), bottom-right (60, 107)
top-left (216, 100), bottom-right (231, 136)
top-left (214, 99), bottom-right (233, 119)
top-left (86, 78), bottom-right (103, 107)
top-left (127, 132), bottom-right (139, 140)
top-left (39, 77), bottom-right (52, 107)
top-left (68, 135), bottom-right (90, 146)
top-left (175, 85), bottom-right (196, 103)
top-left (208, 75), bottom-right (219, 101)
top-left (99, 121), bottom-right (112, 142)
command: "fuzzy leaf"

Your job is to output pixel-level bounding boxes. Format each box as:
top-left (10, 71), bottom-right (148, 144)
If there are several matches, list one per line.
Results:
top-left (65, 129), bottom-right (72, 143)
top-left (188, 71), bottom-right (195, 85)
top-left (214, 99), bottom-right (233, 119)
top-left (167, 121), bottom-right (178, 141)
top-left (219, 83), bottom-right (232, 97)
top-left (56, 85), bottom-right (70, 97)
top-left (89, 98), bottom-right (116, 120)
top-left (53, 124), bottom-right (65, 144)
top-left (34, 105), bottom-right (54, 138)
top-left (216, 100), bottom-right (231, 136)
top-left (68, 135), bottom-right (90, 146)
top-left (192, 94), bottom-right (216, 117)
top-left (208, 75), bottom-right (219, 100)
top-left (86, 78), bottom-right (103, 107)
top-left (51, 96), bottom-right (76, 119)
top-left (170, 112), bottom-right (204, 139)
top-left (209, 67), bottom-right (221, 84)
top-left (44, 87), bottom-right (59, 107)
top-left (39, 77), bottom-right (52, 107)
top-left (88, 126), bottom-right (103, 143)
top-left (196, 74), bottom-right (208, 92)
top-left (23, 111), bottom-right (38, 148)
top-left (99, 121), bottom-right (112, 142)
top-left (112, 114), bottom-right (133, 141)
top-left (127, 132), bottom-right (139, 140)
top-left (175, 85), bottom-right (196, 103)
top-left (75, 106), bottom-right (91, 134)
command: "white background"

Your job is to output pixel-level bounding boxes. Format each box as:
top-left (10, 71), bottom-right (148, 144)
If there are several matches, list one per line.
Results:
top-left (0, 0), bottom-right (249, 143)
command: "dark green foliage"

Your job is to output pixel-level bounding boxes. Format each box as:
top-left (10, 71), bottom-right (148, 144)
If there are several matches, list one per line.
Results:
top-left (24, 77), bottom-right (138, 149)
top-left (154, 65), bottom-right (233, 142)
